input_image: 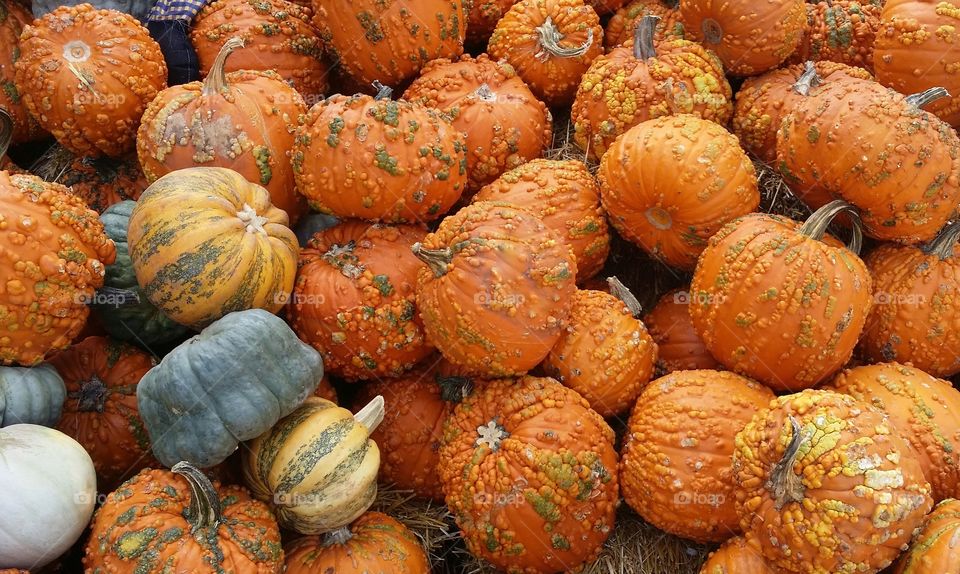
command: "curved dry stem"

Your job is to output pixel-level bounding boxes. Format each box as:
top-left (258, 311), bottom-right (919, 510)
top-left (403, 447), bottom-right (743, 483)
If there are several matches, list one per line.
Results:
top-left (172, 461), bottom-right (223, 530)
top-left (792, 61), bottom-right (822, 96)
top-left (633, 15), bottom-right (660, 60)
top-left (923, 220), bottom-right (960, 260)
top-left (203, 37), bottom-right (245, 96)
top-left (323, 525), bottom-right (354, 546)
top-left (607, 276), bottom-right (643, 318)
top-left (768, 416), bottom-right (807, 511)
top-left (412, 243), bottom-right (452, 277)
top-left (535, 16), bottom-right (594, 62)
top-left (798, 200), bottom-right (863, 254)
top-left (372, 80), bottom-right (394, 100)
top-left (354, 395), bottom-right (385, 434)
top-left (905, 87), bottom-right (950, 109)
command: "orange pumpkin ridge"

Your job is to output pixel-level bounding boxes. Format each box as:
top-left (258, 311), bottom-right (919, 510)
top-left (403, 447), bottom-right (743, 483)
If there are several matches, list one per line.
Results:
top-left (0, 0), bottom-right (45, 145)
top-left (698, 535), bottom-right (777, 573)
top-left (787, 0), bottom-right (883, 73)
top-left (604, 0), bottom-right (685, 49)
top-left (643, 287), bottom-right (719, 375)
top-left (894, 498), bottom-right (960, 573)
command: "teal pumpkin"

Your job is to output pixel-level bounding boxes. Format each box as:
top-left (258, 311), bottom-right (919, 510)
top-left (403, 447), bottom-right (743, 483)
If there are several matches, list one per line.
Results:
top-left (137, 309), bottom-right (324, 468)
top-left (0, 364), bottom-right (66, 427)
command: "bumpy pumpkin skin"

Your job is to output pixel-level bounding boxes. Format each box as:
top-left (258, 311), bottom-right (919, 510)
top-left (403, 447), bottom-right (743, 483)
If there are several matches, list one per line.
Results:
top-left (0, 0), bottom-right (44, 145)
top-left (287, 221), bottom-right (432, 380)
top-left (14, 5), bottom-right (167, 157)
top-left (895, 498), bottom-right (960, 573)
top-left (312, 0), bottom-right (466, 87)
top-left (689, 211), bottom-right (872, 392)
top-left (734, 390), bottom-right (933, 574)
top-left (732, 61), bottom-right (874, 163)
top-left (621, 370), bottom-right (773, 542)
top-left (643, 288), bottom-right (720, 375)
top-left (777, 81), bottom-right (960, 244)
top-left (789, 1), bottom-right (884, 73)
top-left (414, 201), bottom-right (578, 377)
top-left (0, 171), bottom-right (116, 366)
top-left (698, 535), bottom-right (777, 573)
top-left (128, 167), bottom-right (299, 329)
top-left (487, 0), bottom-right (604, 106)
top-left (679, 0), bottom-right (806, 76)
top-left (439, 376), bottom-right (619, 574)
top-left (473, 159), bottom-right (610, 280)
top-left (138, 40), bottom-right (308, 224)
top-left (48, 336), bottom-right (156, 490)
top-left (404, 55), bottom-right (553, 193)
top-left (84, 465), bottom-right (284, 574)
top-left (825, 362), bottom-right (960, 502)
top-left (874, 0), bottom-right (960, 127)
top-left (466, 0), bottom-right (518, 44)
top-left (599, 115), bottom-right (759, 270)
top-left (604, 0), bottom-right (686, 49)
top-left (191, 0), bottom-right (328, 102)
top-left (54, 154), bottom-right (149, 214)
top-left (543, 288), bottom-right (657, 417)
top-left (573, 25), bottom-right (732, 161)
top-left (285, 512), bottom-right (429, 574)
top-left (293, 93), bottom-right (466, 223)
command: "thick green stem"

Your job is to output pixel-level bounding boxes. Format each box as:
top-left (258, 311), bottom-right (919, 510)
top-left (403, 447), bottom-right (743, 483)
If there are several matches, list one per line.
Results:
top-left (792, 61), bottom-right (822, 97)
top-left (798, 200), bottom-right (863, 255)
top-left (769, 416), bottom-right (807, 511)
top-left (202, 37), bottom-right (244, 96)
top-left (905, 87), bottom-right (950, 109)
top-left (323, 525), bottom-right (354, 546)
top-left (354, 395), bottom-right (385, 434)
top-left (0, 108), bottom-right (11, 161)
top-left (534, 16), bottom-right (594, 62)
top-left (633, 15), bottom-right (660, 60)
top-left (171, 461), bottom-right (222, 530)
top-left (922, 221), bottom-right (960, 260)
top-left (412, 242), bottom-right (452, 277)
top-left (607, 277), bottom-right (643, 318)
top-left (372, 81), bottom-right (393, 100)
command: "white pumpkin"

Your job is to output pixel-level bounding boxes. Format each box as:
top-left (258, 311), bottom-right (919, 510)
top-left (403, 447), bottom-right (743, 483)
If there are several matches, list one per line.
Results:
top-left (0, 424), bottom-right (97, 568)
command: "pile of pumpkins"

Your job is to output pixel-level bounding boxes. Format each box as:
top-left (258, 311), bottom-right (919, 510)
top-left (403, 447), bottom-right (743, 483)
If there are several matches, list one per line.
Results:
top-left (2, 0), bottom-right (960, 572)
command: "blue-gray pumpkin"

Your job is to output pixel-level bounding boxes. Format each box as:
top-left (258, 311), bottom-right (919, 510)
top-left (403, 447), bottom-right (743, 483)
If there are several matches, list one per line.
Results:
top-left (137, 308), bottom-right (323, 467)
top-left (0, 363), bottom-right (66, 427)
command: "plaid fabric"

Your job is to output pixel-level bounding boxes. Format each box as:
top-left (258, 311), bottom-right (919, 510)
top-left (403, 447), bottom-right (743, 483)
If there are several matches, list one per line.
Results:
top-left (147, 0), bottom-right (207, 21)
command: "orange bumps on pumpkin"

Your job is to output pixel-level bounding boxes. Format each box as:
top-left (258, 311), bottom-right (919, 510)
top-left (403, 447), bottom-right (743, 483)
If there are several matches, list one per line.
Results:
top-left (466, 0), bottom-right (519, 45)
top-left (788, 0), bottom-right (883, 73)
top-left (0, 0), bottom-right (44, 145)
top-left (698, 535), bottom-right (777, 574)
top-left (643, 288), bottom-right (719, 375)
top-left (894, 498), bottom-right (960, 573)
top-left (51, 152), bottom-right (149, 214)
top-left (620, 369), bottom-right (773, 542)
top-left (604, 0), bottom-right (686, 50)
top-left (14, 4), bottom-right (167, 157)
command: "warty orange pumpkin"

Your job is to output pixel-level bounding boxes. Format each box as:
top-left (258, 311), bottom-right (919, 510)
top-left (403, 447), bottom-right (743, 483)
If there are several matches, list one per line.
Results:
top-left (0, 0), bottom-right (44, 145)
top-left (643, 288), bottom-right (720, 375)
top-left (52, 153), bottom-right (149, 214)
top-left (467, 0), bottom-right (519, 44)
top-left (604, 0), bottom-right (686, 49)
top-left (895, 498), bottom-right (960, 573)
top-left (698, 535), bottom-right (777, 574)
top-left (789, 0), bottom-right (884, 73)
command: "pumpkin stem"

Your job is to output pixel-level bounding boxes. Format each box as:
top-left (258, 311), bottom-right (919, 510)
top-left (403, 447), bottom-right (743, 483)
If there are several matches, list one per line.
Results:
top-left (203, 37), bottom-right (244, 96)
top-left (475, 83), bottom-right (497, 102)
top-left (905, 87), bottom-right (950, 109)
top-left (172, 461), bottom-right (223, 530)
top-left (76, 375), bottom-right (108, 413)
top-left (633, 15), bottom-right (660, 60)
top-left (323, 525), bottom-right (354, 546)
top-left (922, 220), bottom-right (960, 260)
top-left (0, 108), bottom-right (11, 162)
top-left (237, 204), bottom-right (269, 235)
top-left (412, 242), bottom-right (452, 277)
top-left (372, 81), bottom-right (394, 101)
top-left (798, 200), bottom-right (863, 255)
top-left (534, 16), bottom-right (594, 62)
top-left (607, 276), bottom-right (643, 318)
top-left (354, 395), bottom-right (385, 434)
top-left (769, 416), bottom-right (808, 510)
top-left (792, 61), bottom-right (822, 96)
top-left (437, 375), bottom-right (474, 403)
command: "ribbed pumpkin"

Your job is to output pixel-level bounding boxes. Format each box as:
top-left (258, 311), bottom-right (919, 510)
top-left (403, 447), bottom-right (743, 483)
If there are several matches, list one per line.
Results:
top-left (543, 278), bottom-right (657, 417)
top-left (466, 0), bottom-right (518, 44)
top-left (860, 220), bottom-right (960, 377)
top-left (0, 0), bottom-right (44, 145)
top-left (472, 158), bottom-right (610, 280)
top-left (679, 0), bottom-right (806, 76)
top-left (573, 15), bottom-right (732, 161)
top-left (312, 0), bottom-right (466, 87)
top-left (243, 396), bottom-right (384, 534)
top-left (825, 362), bottom-right (960, 502)
top-left (287, 221), bottom-right (431, 380)
top-left (487, 0), bottom-right (604, 106)
top-left (0, 363), bottom-right (65, 428)
top-left (621, 369), bottom-right (773, 542)
top-left (689, 201), bottom-right (872, 392)
top-left (895, 498), bottom-right (960, 573)
top-left (191, 0), bottom-right (328, 102)
top-left (138, 37), bottom-right (307, 223)
top-left (734, 389), bottom-right (933, 573)
top-left (643, 288), bottom-right (720, 375)
top-left (874, 0), bottom-right (960, 127)
top-left (414, 201), bottom-right (578, 377)
top-left (604, 0), bottom-right (686, 49)
top-left (51, 153), bottom-right (149, 214)
top-left (777, 82), bottom-right (960, 244)
top-left (599, 114), bottom-right (759, 270)
top-left (292, 87), bottom-right (466, 223)
top-left (13, 4), bottom-right (167, 157)
top-left (403, 54), bottom-right (553, 192)
top-left (789, 0), bottom-right (884, 73)
top-left (0, 171), bottom-right (116, 366)
top-left (439, 376), bottom-right (619, 573)
top-left (128, 167), bottom-right (299, 329)
top-left (733, 61), bottom-right (874, 163)
top-left (48, 336), bottom-right (156, 490)
top-left (285, 511), bottom-right (429, 574)
top-left (699, 536), bottom-right (777, 573)
top-left (84, 462), bottom-right (284, 574)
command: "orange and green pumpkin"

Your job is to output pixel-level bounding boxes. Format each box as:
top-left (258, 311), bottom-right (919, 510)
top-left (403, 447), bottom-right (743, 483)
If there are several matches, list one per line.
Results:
top-left (604, 0), bottom-right (686, 49)
top-left (895, 498), bottom-right (960, 573)
top-left (789, 0), bottom-right (884, 73)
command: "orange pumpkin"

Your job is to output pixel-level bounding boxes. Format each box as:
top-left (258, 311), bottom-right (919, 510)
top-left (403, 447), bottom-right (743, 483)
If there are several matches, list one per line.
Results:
top-left (313, 0), bottom-right (466, 87)
top-left (895, 498), bottom-right (960, 573)
top-left (543, 278), bottom-right (657, 417)
top-left (734, 389), bottom-right (933, 573)
top-left (292, 86), bottom-right (466, 223)
top-left (859, 222), bottom-right (960, 376)
top-left (0, 0), bottom-right (44, 145)
top-left (14, 5), bottom-right (167, 157)
top-left (191, 0), bottom-right (329, 103)
top-left (643, 288), bottom-right (720, 375)
top-left (604, 0), bottom-right (686, 49)
top-left (679, 0), bottom-right (806, 76)
top-left (598, 114), bottom-right (759, 270)
top-left (689, 201), bottom-right (872, 392)
top-left (284, 512), bottom-right (429, 574)
top-left (403, 54), bottom-right (552, 193)
top-left (574, 15), bottom-right (732, 161)
top-left (488, 0), bottom-right (603, 106)
top-left (438, 376), bottom-right (619, 573)
top-left (472, 158), bottom-right (610, 280)
top-left (138, 37), bottom-right (307, 224)
top-left (287, 221), bottom-right (432, 380)
top-left (0, 171), bottom-right (116, 366)
top-left (414, 201), bottom-right (578, 377)
top-left (789, 0), bottom-right (884, 73)
top-left (699, 536), bottom-right (777, 573)
top-left (48, 152), bottom-right (148, 213)
top-left (467, 0), bottom-right (519, 45)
